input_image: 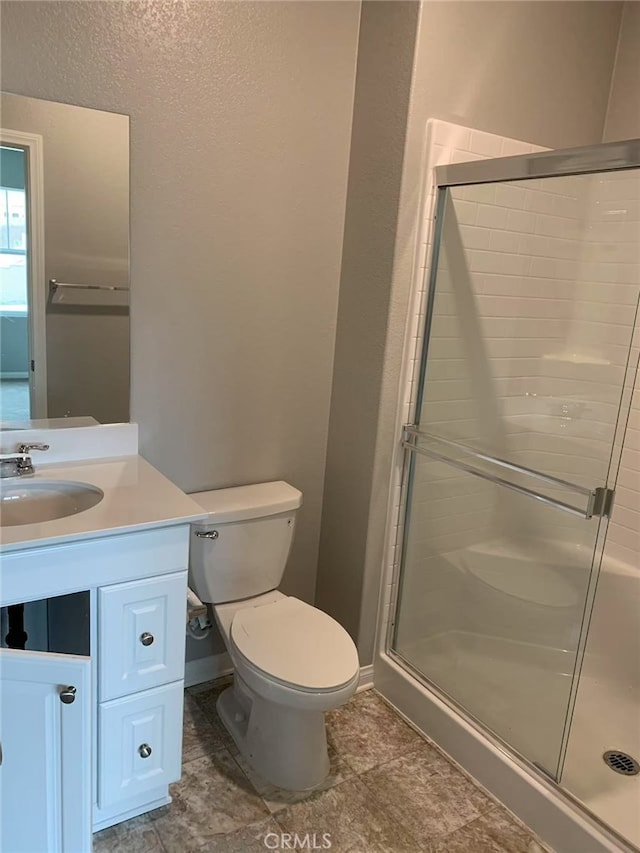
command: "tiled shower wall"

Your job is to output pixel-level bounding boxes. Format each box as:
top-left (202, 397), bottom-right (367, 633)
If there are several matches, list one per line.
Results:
top-left (596, 172), bottom-right (640, 566)
top-left (380, 120), bottom-right (640, 646)
top-left (380, 119), bottom-right (543, 640)
top-left (610, 367), bottom-right (640, 565)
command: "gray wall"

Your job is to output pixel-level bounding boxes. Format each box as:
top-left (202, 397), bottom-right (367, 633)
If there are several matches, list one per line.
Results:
top-left (604, 2), bottom-right (640, 142)
top-left (0, 1), bottom-right (360, 662)
top-left (317, 0), bottom-right (625, 662)
top-left (316, 1), bottom-right (419, 648)
top-left (1, 93), bottom-right (130, 423)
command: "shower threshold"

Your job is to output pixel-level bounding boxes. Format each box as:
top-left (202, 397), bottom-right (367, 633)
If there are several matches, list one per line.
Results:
top-left (376, 649), bottom-right (638, 853)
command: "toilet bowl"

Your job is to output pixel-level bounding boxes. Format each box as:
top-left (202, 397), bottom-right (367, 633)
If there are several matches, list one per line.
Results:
top-left (189, 482), bottom-right (359, 790)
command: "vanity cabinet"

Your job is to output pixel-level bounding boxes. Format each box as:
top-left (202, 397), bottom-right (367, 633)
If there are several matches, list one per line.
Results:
top-left (96, 572), bottom-right (186, 811)
top-left (0, 524), bottom-right (191, 852)
top-left (0, 649), bottom-right (92, 853)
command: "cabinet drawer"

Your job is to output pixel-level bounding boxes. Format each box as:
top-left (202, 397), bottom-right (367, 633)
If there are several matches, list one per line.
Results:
top-left (99, 572), bottom-right (187, 700)
top-left (98, 681), bottom-right (184, 808)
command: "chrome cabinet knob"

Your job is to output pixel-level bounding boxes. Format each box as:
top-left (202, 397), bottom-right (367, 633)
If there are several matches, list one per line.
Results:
top-left (59, 686), bottom-right (76, 704)
top-left (195, 530), bottom-right (218, 539)
top-left (140, 632), bottom-right (154, 647)
top-left (138, 743), bottom-right (152, 759)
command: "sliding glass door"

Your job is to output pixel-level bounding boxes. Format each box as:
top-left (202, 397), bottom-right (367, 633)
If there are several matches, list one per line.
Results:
top-left (392, 158), bottom-right (640, 780)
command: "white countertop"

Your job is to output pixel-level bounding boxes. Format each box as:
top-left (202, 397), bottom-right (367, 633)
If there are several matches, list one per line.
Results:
top-left (0, 455), bottom-right (207, 553)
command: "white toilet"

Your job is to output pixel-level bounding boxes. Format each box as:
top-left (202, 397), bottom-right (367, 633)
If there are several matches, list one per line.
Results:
top-left (189, 481), bottom-right (360, 791)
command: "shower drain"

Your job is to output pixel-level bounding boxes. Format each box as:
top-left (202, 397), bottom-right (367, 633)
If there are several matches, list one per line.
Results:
top-left (603, 750), bottom-right (640, 776)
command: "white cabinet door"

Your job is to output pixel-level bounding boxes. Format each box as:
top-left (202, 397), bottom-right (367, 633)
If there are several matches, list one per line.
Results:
top-left (0, 649), bottom-right (92, 853)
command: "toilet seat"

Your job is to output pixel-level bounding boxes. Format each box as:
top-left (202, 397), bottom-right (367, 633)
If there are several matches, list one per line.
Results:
top-left (230, 596), bottom-right (359, 692)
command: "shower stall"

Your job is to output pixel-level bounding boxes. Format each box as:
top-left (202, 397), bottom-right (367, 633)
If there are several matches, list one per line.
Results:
top-left (381, 138), bottom-right (640, 851)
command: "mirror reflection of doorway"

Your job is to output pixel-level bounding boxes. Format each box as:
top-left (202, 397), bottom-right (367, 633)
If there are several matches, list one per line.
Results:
top-left (0, 144), bottom-right (30, 419)
top-left (0, 133), bottom-right (46, 423)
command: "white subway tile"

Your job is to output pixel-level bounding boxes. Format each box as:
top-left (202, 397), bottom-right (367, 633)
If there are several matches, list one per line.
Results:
top-left (469, 130), bottom-right (504, 157)
top-left (476, 203), bottom-right (509, 229)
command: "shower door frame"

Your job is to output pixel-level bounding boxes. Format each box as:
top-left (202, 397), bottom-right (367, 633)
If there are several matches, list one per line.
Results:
top-left (380, 137), bottom-right (640, 851)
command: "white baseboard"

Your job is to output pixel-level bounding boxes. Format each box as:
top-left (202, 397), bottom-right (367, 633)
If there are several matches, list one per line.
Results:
top-left (184, 652), bottom-right (233, 688)
top-left (357, 663), bottom-right (374, 692)
top-left (185, 655), bottom-right (376, 693)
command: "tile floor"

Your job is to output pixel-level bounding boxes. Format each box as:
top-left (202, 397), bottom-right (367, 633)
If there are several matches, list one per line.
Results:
top-left (94, 678), bottom-right (549, 853)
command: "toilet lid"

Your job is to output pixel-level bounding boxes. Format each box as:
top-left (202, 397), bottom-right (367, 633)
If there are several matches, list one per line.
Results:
top-left (230, 596), bottom-right (359, 691)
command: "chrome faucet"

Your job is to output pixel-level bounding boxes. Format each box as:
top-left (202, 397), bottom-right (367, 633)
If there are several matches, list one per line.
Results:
top-left (0, 443), bottom-right (50, 478)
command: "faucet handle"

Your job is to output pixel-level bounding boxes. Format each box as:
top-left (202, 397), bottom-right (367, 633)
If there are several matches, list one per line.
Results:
top-left (17, 442), bottom-right (50, 454)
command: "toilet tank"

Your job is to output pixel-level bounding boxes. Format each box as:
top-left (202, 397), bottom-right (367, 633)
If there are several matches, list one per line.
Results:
top-left (189, 481), bottom-right (302, 604)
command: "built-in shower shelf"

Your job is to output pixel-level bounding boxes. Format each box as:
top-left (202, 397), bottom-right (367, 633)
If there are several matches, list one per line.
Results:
top-left (542, 352), bottom-right (611, 366)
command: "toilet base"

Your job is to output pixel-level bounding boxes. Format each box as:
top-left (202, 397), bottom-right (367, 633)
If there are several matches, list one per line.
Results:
top-left (217, 678), bottom-right (331, 791)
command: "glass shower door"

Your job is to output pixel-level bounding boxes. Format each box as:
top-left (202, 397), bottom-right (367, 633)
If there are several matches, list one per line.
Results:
top-left (392, 164), bottom-right (640, 779)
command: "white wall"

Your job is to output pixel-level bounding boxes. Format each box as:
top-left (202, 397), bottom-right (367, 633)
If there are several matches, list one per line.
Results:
top-left (0, 2), bottom-right (361, 666)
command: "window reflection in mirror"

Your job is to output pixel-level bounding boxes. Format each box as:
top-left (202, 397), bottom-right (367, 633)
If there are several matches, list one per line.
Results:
top-left (0, 93), bottom-right (130, 428)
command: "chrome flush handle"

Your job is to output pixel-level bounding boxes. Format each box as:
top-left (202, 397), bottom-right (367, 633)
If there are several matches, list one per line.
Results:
top-left (195, 530), bottom-right (219, 540)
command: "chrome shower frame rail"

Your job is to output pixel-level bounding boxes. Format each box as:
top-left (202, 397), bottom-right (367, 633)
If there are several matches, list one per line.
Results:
top-left (402, 426), bottom-right (615, 520)
top-left (435, 137), bottom-right (640, 187)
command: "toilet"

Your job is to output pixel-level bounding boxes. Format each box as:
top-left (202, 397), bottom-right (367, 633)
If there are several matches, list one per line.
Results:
top-left (189, 481), bottom-right (360, 791)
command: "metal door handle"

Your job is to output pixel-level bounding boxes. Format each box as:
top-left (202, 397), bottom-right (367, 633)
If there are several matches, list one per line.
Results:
top-left (402, 426), bottom-right (616, 520)
top-left (138, 743), bottom-right (152, 758)
top-left (140, 632), bottom-right (154, 646)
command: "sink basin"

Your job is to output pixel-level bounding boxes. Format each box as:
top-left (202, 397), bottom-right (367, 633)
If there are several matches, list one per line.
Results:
top-left (0, 479), bottom-right (104, 527)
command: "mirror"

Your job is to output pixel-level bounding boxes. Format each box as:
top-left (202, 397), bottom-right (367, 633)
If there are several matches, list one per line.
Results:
top-left (0, 93), bottom-right (129, 427)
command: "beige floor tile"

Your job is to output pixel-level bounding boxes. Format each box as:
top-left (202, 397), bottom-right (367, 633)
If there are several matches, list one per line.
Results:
top-left (196, 816), bottom-right (283, 852)
top-left (94, 684), bottom-right (543, 853)
top-left (274, 777), bottom-right (417, 852)
top-left (182, 692), bottom-right (229, 763)
top-left (326, 689), bottom-right (424, 774)
top-left (361, 742), bottom-right (494, 846)
top-left (424, 807), bottom-right (549, 853)
top-left (187, 676), bottom-right (236, 747)
top-left (150, 748), bottom-right (269, 852)
top-left (92, 815), bottom-right (163, 853)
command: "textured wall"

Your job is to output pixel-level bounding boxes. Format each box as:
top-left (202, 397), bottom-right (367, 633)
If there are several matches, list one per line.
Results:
top-left (604, 1), bottom-right (640, 142)
top-left (315, 1), bottom-right (419, 652)
top-left (0, 1), bottom-right (360, 661)
top-left (334, 0), bottom-right (624, 664)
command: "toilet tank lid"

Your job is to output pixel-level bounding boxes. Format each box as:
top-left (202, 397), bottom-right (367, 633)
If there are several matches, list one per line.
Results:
top-left (191, 481), bottom-right (302, 524)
